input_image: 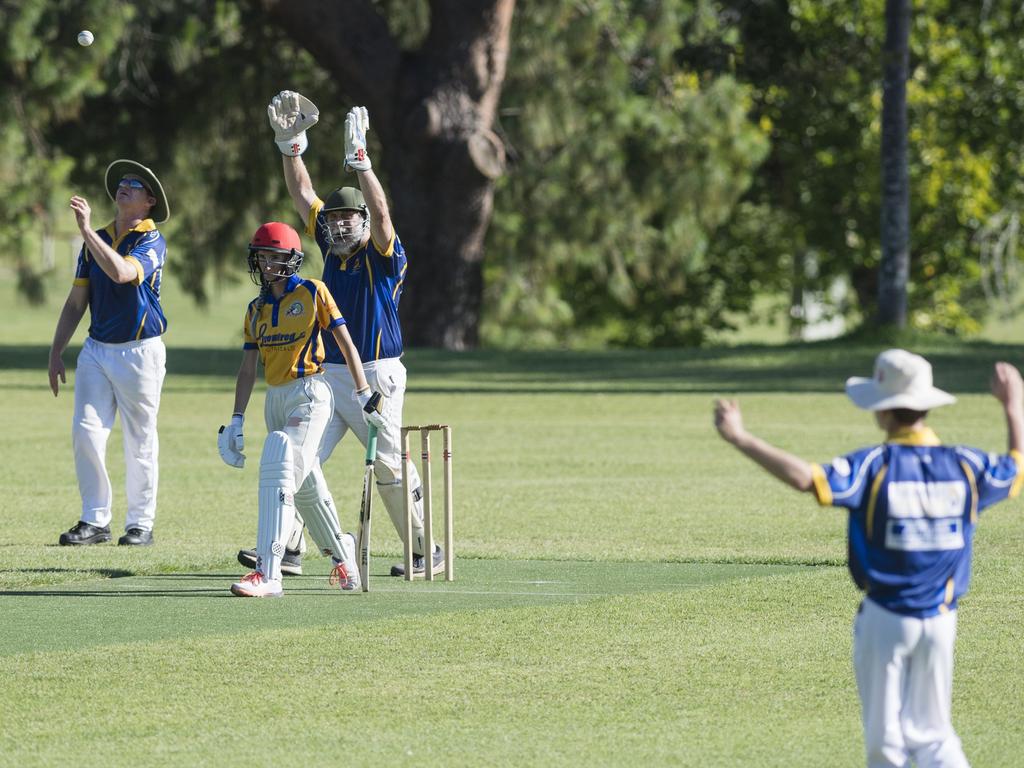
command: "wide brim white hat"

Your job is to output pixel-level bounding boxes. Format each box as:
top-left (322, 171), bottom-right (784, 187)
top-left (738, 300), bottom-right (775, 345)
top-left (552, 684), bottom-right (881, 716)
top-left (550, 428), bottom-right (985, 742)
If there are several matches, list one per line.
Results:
top-left (845, 348), bottom-right (956, 412)
top-left (104, 159), bottom-right (170, 223)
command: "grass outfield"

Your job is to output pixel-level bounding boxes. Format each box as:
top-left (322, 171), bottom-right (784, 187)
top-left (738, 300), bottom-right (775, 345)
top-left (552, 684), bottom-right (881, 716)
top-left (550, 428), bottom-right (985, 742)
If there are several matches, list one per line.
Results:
top-left (2, 274), bottom-right (1024, 765)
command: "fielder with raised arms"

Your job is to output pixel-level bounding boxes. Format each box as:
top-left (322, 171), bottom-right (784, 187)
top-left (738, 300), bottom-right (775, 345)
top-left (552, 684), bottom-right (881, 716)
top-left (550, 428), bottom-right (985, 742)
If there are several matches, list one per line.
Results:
top-left (219, 222), bottom-right (386, 597)
top-left (715, 349), bottom-right (1024, 768)
top-left (237, 90), bottom-right (443, 578)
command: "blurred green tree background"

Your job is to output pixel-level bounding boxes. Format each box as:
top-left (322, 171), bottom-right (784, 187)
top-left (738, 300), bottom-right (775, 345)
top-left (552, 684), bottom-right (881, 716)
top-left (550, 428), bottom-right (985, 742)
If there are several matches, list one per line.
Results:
top-left (1, 0), bottom-right (1021, 347)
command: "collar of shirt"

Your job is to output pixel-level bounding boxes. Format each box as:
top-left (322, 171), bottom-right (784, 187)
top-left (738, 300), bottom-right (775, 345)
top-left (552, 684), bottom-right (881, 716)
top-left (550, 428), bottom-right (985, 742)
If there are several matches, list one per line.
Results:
top-left (886, 426), bottom-right (941, 446)
top-left (264, 274), bottom-right (303, 303)
top-left (103, 218), bottom-right (157, 250)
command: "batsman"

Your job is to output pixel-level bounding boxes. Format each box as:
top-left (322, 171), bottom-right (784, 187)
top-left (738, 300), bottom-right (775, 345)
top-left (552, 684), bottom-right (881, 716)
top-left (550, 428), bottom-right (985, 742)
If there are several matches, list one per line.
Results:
top-left (237, 90), bottom-right (443, 578)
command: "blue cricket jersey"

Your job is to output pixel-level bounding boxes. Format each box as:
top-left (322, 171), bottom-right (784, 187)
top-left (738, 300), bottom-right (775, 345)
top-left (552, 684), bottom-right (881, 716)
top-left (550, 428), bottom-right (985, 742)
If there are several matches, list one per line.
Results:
top-left (811, 427), bottom-right (1023, 618)
top-left (306, 198), bottom-right (406, 365)
top-left (73, 219), bottom-right (168, 343)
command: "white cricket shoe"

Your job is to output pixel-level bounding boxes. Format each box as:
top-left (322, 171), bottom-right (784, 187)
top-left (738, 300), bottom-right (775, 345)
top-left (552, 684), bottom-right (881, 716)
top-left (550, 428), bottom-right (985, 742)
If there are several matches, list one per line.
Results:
top-left (230, 571), bottom-right (283, 597)
top-left (328, 558), bottom-right (360, 592)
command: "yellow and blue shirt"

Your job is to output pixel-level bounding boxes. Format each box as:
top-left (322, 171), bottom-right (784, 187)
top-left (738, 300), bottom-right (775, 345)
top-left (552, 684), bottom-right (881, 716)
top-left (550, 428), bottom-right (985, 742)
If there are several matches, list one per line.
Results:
top-left (73, 220), bottom-right (167, 343)
top-left (307, 198), bottom-right (406, 364)
top-left (243, 274), bottom-right (346, 387)
top-left (811, 427), bottom-right (1024, 617)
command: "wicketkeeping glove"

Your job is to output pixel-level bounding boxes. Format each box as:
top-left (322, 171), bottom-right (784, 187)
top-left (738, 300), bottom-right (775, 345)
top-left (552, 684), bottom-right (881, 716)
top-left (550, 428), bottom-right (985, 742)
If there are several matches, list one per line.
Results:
top-left (355, 387), bottom-right (387, 430)
top-left (217, 413), bottom-right (245, 469)
top-left (267, 90), bottom-right (320, 156)
top-left (344, 106), bottom-right (371, 172)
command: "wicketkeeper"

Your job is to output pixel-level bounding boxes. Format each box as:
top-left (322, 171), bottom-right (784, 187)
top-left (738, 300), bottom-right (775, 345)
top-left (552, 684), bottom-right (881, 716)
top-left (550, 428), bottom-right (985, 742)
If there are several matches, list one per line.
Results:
top-left (237, 90), bottom-right (442, 578)
top-left (714, 349), bottom-right (1024, 768)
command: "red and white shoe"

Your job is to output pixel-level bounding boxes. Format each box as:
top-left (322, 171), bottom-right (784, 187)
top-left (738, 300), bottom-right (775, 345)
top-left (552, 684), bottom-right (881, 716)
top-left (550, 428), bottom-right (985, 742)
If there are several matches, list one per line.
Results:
top-left (230, 571), bottom-right (283, 597)
top-left (328, 559), bottom-right (360, 592)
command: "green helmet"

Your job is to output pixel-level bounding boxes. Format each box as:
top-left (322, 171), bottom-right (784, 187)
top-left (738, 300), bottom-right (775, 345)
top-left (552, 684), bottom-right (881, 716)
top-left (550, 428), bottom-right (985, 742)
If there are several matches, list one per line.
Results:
top-left (321, 186), bottom-right (370, 254)
top-left (323, 186), bottom-right (368, 217)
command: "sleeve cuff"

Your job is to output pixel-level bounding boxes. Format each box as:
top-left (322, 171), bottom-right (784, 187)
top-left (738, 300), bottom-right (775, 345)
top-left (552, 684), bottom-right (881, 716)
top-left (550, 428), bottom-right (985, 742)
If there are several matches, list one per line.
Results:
top-left (327, 317), bottom-right (346, 329)
top-left (810, 464), bottom-right (833, 506)
top-left (372, 229), bottom-right (395, 257)
top-left (243, 342), bottom-right (258, 350)
top-left (307, 199), bottom-right (324, 237)
top-left (1009, 450), bottom-right (1024, 498)
top-left (124, 256), bottom-right (145, 286)
top-left (73, 277), bottom-right (89, 287)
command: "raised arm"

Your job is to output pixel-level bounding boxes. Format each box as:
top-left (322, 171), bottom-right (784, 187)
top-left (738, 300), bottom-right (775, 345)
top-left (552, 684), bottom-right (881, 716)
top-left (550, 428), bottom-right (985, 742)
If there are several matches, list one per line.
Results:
top-left (344, 107), bottom-right (394, 247)
top-left (714, 398), bottom-right (815, 492)
top-left (282, 155), bottom-right (319, 225)
top-left (268, 90), bottom-right (321, 222)
top-left (356, 168), bottom-right (394, 250)
top-left (991, 362), bottom-right (1024, 455)
top-left (70, 197), bottom-right (139, 284)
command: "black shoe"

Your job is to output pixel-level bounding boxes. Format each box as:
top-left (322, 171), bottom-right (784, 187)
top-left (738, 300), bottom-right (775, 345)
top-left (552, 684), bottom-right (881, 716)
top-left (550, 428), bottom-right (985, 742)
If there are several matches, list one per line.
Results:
top-left (236, 547), bottom-right (303, 575)
top-left (58, 521), bottom-right (112, 546)
top-left (390, 545), bottom-right (445, 577)
top-left (118, 528), bottom-right (153, 546)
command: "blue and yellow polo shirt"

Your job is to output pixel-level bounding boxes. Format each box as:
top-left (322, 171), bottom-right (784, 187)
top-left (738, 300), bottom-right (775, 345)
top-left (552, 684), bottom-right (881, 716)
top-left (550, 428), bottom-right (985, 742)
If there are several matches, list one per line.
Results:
top-left (243, 274), bottom-right (346, 387)
top-left (307, 198), bottom-right (406, 364)
top-left (811, 426), bottom-right (1024, 617)
top-left (73, 219), bottom-right (167, 342)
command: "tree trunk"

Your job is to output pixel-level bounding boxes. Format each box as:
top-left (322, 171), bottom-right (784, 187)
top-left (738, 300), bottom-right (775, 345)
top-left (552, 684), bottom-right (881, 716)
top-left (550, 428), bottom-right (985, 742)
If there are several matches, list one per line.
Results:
top-left (261, 0), bottom-right (515, 349)
top-left (877, 0), bottom-right (910, 328)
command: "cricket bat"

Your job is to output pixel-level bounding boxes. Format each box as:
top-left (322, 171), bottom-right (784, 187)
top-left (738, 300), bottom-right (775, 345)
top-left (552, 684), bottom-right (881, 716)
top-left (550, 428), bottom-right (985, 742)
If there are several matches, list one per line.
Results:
top-left (356, 425), bottom-right (378, 592)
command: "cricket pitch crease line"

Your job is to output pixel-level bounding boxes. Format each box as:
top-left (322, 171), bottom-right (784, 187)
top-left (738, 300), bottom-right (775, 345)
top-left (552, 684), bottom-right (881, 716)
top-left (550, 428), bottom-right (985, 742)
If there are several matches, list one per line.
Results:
top-left (357, 588), bottom-right (606, 598)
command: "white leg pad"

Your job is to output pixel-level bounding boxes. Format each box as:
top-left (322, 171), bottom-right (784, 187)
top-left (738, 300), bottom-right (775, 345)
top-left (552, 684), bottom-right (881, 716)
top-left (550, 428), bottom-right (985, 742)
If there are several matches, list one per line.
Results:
top-left (257, 431), bottom-right (296, 582)
top-left (286, 510), bottom-right (306, 554)
top-left (295, 463), bottom-right (355, 572)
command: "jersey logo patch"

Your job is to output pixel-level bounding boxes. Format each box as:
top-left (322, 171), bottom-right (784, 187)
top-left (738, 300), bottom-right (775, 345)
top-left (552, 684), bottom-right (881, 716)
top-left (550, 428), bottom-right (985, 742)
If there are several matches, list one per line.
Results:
top-left (884, 481), bottom-right (966, 552)
top-left (286, 301), bottom-right (304, 317)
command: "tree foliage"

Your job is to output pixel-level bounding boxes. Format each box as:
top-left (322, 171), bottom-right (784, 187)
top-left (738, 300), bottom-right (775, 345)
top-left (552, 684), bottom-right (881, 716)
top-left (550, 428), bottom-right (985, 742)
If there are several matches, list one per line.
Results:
top-left (485, 0), bottom-right (769, 346)
top-left (3, 0), bottom-right (1024, 346)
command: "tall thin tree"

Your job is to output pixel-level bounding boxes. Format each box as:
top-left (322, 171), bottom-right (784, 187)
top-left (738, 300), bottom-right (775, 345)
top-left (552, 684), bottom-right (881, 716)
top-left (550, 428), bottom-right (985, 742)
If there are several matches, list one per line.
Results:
top-left (877, 0), bottom-right (911, 328)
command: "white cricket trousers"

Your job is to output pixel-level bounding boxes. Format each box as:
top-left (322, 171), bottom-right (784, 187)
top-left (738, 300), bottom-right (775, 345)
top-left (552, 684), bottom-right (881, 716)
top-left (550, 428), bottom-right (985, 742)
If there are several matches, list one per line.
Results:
top-left (854, 598), bottom-right (969, 768)
top-left (73, 336), bottom-right (166, 532)
top-left (264, 376), bottom-right (333, 491)
top-left (319, 358), bottom-right (426, 549)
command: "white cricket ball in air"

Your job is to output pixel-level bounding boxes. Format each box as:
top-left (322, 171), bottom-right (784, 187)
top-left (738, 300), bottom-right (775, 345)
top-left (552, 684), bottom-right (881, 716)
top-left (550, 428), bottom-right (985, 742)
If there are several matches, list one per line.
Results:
top-left (77, 30), bottom-right (94, 47)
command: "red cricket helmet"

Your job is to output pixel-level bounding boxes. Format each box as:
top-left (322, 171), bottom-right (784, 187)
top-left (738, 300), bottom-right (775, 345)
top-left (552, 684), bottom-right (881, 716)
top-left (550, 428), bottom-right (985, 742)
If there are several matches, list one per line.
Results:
top-left (247, 222), bottom-right (304, 285)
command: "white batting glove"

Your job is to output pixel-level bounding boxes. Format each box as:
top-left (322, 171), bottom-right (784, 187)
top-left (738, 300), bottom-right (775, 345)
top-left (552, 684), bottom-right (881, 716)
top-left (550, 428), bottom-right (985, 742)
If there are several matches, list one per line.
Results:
top-left (267, 90), bottom-right (320, 156)
top-left (217, 413), bottom-right (245, 469)
top-left (344, 106), bottom-right (371, 172)
top-left (354, 387), bottom-right (387, 430)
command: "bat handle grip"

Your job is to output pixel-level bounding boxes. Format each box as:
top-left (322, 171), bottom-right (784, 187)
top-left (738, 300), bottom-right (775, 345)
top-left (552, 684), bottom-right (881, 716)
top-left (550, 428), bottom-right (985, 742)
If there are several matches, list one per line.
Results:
top-left (365, 424), bottom-right (378, 464)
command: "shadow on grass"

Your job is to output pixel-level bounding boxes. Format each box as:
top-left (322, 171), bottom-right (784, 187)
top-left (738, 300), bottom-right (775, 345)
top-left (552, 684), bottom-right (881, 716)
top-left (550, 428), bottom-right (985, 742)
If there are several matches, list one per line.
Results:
top-left (0, 567), bottom-right (134, 579)
top-left (4, 341), bottom-right (1024, 393)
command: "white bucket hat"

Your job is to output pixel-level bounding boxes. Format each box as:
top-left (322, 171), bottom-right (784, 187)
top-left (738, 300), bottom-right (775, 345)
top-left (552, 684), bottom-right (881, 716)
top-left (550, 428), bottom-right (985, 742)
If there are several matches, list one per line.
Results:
top-left (845, 349), bottom-right (956, 412)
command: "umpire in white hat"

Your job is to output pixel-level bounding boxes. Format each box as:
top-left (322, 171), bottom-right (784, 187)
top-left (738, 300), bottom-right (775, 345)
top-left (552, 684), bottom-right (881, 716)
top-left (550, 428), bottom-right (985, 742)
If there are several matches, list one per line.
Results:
top-left (48, 159), bottom-right (170, 547)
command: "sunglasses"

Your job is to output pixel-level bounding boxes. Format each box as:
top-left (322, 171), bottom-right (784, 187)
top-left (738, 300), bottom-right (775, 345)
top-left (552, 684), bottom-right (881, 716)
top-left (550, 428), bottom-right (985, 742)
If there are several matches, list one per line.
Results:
top-left (118, 177), bottom-right (150, 192)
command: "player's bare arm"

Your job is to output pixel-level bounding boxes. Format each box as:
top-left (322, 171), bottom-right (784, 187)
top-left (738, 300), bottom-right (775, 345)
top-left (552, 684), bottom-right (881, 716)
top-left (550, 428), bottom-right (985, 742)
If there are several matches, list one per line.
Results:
top-left (47, 285), bottom-right (89, 397)
top-left (70, 196), bottom-right (140, 284)
top-left (714, 398), bottom-right (815, 492)
top-left (356, 167), bottom-right (394, 250)
top-left (232, 349), bottom-right (259, 416)
top-left (330, 325), bottom-right (371, 393)
top-left (991, 361), bottom-right (1024, 454)
top-left (282, 155), bottom-right (319, 223)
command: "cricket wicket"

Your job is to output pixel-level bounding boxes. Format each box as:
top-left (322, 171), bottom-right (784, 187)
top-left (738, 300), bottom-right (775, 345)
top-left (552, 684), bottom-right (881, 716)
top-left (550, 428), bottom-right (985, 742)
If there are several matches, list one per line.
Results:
top-left (401, 424), bottom-right (454, 581)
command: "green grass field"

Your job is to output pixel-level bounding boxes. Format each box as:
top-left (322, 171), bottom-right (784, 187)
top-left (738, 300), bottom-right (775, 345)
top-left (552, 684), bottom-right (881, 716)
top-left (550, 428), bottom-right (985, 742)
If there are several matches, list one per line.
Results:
top-left (2, 273), bottom-right (1024, 766)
